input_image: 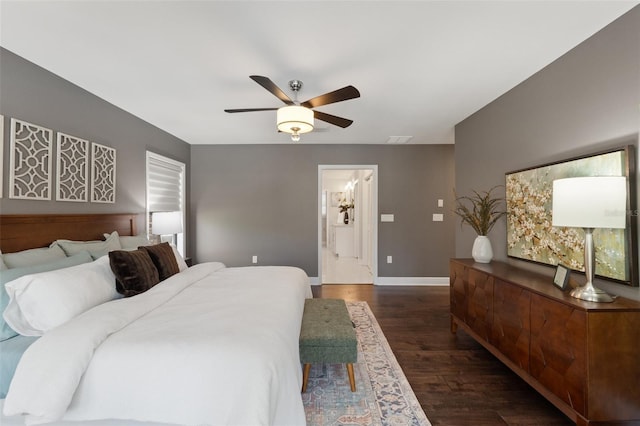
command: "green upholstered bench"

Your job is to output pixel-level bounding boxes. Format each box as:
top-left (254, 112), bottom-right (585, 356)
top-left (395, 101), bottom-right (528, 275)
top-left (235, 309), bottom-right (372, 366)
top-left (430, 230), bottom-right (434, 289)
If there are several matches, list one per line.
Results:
top-left (299, 298), bottom-right (357, 392)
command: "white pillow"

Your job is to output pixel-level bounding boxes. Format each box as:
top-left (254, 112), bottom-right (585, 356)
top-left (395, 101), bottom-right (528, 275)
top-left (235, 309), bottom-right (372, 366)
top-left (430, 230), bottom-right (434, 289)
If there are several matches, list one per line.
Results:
top-left (104, 231), bottom-right (151, 250)
top-left (53, 231), bottom-right (122, 259)
top-left (171, 244), bottom-right (188, 272)
top-left (3, 256), bottom-right (119, 336)
top-left (2, 245), bottom-right (67, 269)
top-left (0, 251), bottom-right (93, 341)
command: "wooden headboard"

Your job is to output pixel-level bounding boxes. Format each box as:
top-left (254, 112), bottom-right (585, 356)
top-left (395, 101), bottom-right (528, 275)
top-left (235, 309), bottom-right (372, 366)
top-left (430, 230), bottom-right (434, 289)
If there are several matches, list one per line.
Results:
top-left (0, 213), bottom-right (139, 253)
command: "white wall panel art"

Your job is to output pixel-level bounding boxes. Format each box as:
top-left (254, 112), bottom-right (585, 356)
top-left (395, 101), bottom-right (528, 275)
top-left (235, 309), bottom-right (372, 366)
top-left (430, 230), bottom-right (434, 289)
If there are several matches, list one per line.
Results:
top-left (0, 115), bottom-right (4, 198)
top-left (56, 132), bottom-right (89, 202)
top-left (9, 118), bottom-right (53, 200)
top-left (91, 142), bottom-right (116, 203)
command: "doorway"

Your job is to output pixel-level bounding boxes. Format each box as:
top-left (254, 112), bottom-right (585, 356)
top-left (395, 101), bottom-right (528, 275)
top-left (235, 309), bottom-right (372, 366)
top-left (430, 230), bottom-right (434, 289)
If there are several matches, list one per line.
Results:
top-left (318, 165), bottom-right (378, 284)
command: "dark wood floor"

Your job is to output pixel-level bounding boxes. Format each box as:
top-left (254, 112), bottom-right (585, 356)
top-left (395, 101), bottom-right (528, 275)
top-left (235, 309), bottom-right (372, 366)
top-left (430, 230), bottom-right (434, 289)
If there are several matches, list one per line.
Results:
top-left (312, 284), bottom-right (574, 426)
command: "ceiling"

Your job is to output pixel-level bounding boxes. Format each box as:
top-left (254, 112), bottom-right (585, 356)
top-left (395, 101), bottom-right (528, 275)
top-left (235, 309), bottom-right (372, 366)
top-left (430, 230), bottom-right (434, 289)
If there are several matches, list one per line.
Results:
top-left (0, 1), bottom-right (637, 145)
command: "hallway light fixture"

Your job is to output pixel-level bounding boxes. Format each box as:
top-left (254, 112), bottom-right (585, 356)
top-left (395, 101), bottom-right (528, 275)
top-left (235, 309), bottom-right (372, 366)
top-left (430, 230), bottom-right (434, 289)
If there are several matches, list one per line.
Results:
top-left (347, 179), bottom-right (358, 191)
top-left (277, 105), bottom-right (314, 142)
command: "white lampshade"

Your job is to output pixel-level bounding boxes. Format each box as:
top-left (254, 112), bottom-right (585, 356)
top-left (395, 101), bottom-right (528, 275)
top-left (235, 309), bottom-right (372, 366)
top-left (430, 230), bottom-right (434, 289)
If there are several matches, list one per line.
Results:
top-left (277, 105), bottom-right (314, 135)
top-left (552, 176), bottom-right (627, 229)
top-left (152, 211), bottom-right (183, 235)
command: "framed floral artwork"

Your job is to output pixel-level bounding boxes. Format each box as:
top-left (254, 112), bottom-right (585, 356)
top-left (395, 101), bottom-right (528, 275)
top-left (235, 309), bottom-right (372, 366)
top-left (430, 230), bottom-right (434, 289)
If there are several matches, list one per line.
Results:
top-left (505, 145), bottom-right (637, 286)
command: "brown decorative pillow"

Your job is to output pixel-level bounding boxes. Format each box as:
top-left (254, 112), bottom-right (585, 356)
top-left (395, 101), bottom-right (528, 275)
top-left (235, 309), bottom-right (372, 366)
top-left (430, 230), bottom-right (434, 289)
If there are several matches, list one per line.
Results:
top-left (140, 242), bottom-right (180, 281)
top-left (108, 249), bottom-right (160, 297)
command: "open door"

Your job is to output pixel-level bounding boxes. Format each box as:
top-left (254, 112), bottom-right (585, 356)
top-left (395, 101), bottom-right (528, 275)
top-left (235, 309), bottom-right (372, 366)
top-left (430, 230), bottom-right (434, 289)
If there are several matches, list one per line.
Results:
top-left (318, 165), bottom-right (378, 284)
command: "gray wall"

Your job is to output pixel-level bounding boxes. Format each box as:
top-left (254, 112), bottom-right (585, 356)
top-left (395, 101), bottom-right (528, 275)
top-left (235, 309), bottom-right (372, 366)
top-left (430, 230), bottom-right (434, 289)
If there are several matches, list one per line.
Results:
top-left (0, 46), bottom-right (455, 280)
top-left (454, 6), bottom-right (640, 299)
top-left (190, 144), bottom-right (455, 278)
top-left (0, 48), bottom-right (191, 234)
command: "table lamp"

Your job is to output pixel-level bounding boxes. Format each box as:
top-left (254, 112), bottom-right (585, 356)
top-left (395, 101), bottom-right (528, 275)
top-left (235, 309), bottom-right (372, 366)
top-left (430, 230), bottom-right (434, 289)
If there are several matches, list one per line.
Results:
top-left (552, 176), bottom-right (627, 303)
top-left (151, 211), bottom-right (183, 246)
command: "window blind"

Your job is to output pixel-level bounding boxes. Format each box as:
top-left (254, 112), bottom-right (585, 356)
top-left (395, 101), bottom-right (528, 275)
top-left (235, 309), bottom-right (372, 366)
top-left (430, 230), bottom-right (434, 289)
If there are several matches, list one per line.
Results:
top-left (147, 153), bottom-right (184, 213)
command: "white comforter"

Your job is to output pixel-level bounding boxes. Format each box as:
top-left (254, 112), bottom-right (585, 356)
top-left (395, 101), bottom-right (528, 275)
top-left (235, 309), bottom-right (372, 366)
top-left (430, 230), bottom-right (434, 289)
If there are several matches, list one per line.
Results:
top-left (3, 262), bottom-right (312, 426)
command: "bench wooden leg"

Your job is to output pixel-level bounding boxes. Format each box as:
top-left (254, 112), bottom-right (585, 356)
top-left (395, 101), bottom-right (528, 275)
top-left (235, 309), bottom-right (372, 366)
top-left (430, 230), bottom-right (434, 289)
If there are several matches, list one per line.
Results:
top-left (346, 363), bottom-right (356, 392)
top-left (302, 363), bottom-right (311, 392)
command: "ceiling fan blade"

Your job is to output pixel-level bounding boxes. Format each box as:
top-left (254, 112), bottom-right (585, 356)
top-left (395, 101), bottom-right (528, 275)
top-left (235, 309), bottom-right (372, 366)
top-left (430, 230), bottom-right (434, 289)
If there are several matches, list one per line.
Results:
top-left (250, 75), bottom-right (294, 105)
top-left (301, 85), bottom-right (360, 108)
top-left (314, 110), bottom-right (354, 128)
top-left (224, 108), bottom-right (278, 113)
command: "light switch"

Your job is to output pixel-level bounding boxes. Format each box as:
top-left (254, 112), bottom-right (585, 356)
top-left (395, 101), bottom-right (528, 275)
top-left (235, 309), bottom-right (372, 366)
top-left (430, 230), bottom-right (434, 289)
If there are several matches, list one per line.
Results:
top-left (433, 213), bottom-right (444, 222)
top-left (381, 214), bottom-right (394, 222)
top-left (437, 199), bottom-right (444, 207)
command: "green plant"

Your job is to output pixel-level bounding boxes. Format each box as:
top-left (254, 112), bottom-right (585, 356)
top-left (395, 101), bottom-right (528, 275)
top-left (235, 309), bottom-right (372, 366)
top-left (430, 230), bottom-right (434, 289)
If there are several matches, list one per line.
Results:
top-left (339, 200), bottom-right (354, 213)
top-left (454, 186), bottom-right (506, 236)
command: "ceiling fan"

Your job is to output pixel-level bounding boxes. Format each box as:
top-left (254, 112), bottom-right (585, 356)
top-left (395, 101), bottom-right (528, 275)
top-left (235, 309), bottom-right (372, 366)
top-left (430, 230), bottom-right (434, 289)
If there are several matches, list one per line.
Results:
top-left (224, 75), bottom-right (360, 142)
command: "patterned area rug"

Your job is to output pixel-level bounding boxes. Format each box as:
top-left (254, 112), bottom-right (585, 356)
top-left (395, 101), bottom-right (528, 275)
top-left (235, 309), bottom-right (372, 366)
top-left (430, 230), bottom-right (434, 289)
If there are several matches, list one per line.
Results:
top-left (303, 301), bottom-right (431, 426)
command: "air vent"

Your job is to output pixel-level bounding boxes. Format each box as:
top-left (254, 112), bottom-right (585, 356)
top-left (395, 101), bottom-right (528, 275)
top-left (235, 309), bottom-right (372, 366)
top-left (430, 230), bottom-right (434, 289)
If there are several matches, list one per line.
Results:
top-left (386, 136), bottom-right (413, 144)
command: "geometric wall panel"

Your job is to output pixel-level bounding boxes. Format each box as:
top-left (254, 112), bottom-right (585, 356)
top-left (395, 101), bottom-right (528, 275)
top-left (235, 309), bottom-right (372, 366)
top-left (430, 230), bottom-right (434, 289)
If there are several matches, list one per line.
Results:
top-left (56, 132), bottom-right (89, 202)
top-left (91, 142), bottom-right (116, 203)
top-left (0, 115), bottom-right (4, 198)
top-left (9, 118), bottom-right (53, 200)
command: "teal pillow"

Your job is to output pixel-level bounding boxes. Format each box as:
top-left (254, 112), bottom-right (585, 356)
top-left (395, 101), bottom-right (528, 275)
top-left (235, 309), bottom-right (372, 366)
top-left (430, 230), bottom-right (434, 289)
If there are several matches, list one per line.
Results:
top-left (2, 245), bottom-right (66, 269)
top-left (52, 231), bottom-right (122, 259)
top-left (0, 251), bottom-right (93, 341)
top-left (104, 231), bottom-right (151, 251)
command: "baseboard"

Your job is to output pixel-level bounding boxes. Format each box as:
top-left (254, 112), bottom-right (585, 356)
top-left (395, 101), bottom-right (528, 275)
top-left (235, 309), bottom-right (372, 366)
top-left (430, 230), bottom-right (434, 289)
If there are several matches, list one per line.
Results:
top-left (375, 277), bottom-right (450, 286)
top-left (309, 277), bottom-right (450, 286)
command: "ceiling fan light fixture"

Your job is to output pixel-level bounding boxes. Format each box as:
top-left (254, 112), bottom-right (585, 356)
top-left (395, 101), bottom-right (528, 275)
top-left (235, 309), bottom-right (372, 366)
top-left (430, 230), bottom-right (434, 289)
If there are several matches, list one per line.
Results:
top-left (225, 76), bottom-right (359, 139)
top-left (277, 105), bottom-right (314, 140)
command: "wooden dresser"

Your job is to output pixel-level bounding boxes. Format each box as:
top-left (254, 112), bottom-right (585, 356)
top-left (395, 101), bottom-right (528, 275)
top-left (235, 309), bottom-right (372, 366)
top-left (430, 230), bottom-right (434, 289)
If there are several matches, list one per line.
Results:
top-left (450, 259), bottom-right (640, 426)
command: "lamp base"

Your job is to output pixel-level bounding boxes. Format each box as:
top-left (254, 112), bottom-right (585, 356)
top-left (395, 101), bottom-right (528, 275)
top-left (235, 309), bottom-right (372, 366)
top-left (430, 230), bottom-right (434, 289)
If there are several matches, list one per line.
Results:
top-left (570, 284), bottom-right (614, 303)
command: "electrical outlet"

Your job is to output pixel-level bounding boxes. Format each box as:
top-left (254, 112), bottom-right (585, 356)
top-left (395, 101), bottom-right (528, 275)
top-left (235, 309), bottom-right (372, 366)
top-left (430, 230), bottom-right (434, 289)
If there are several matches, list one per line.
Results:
top-left (387, 255), bottom-right (393, 264)
top-left (252, 255), bottom-right (258, 264)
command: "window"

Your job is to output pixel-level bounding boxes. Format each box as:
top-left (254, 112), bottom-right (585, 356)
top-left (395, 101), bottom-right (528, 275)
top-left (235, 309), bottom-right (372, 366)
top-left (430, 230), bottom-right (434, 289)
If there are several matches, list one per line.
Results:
top-left (146, 152), bottom-right (186, 256)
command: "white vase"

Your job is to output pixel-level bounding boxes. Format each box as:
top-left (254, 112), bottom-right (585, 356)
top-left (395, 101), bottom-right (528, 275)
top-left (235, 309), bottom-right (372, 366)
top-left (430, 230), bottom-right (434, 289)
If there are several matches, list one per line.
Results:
top-left (472, 235), bottom-right (493, 263)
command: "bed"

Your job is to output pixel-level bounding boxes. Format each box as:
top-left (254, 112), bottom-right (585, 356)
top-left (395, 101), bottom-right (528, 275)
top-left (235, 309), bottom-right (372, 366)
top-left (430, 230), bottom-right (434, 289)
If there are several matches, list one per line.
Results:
top-left (0, 214), bottom-right (312, 426)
